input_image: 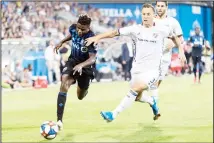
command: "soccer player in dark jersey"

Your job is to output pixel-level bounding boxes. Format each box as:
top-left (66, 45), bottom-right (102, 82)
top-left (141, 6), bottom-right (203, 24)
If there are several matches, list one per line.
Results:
top-left (53, 14), bottom-right (97, 130)
top-left (189, 26), bottom-right (205, 83)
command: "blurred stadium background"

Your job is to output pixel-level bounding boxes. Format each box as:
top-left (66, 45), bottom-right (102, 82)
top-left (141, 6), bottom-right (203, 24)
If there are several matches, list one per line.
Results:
top-left (2, 1), bottom-right (213, 88)
top-left (1, 1), bottom-right (213, 142)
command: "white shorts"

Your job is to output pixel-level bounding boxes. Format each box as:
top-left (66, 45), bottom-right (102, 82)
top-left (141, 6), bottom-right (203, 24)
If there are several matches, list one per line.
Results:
top-left (159, 60), bottom-right (170, 80)
top-left (130, 71), bottom-right (159, 90)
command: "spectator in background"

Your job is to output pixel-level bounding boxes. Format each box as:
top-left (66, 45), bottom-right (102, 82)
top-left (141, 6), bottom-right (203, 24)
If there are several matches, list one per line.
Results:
top-left (2, 65), bottom-right (20, 89)
top-left (189, 26), bottom-right (205, 83)
top-left (45, 40), bottom-right (61, 84)
top-left (2, 2), bottom-right (134, 40)
top-left (183, 40), bottom-right (192, 74)
top-left (121, 43), bottom-right (130, 81)
top-left (127, 42), bottom-right (133, 80)
top-left (20, 67), bottom-right (32, 87)
top-left (14, 61), bottom-right (23, 82)
top-left (202, 40), bottom-right (212, 73)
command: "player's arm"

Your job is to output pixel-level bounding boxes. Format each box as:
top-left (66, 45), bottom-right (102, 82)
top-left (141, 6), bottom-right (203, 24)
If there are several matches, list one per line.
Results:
top-left (85, 25), bottom-right (135, 46)
top-left (169, 18), bottom-right (184, 48)
top-left (54, 33), bottom-right (72, 54)
top-left (172, 35), bottom-right (184, 54)
top-left (80, 43), bottom-right (97, 68)
top-left (60, 34), bottom-right (72, 44)
top-left (96, 30), bottom-right (119, 39)
top-left (85, 30), bottom-right (119, 46)
top-left (79, 53), bottom-right (96, 68)
top-left (171, 35), bottom-right (186, 64)
top-left (73, 44), bottom-right (97, 75)
top-left (202, 37), bottom-right (206, 49)
top-left (72, 53), bottom-right (96, 75)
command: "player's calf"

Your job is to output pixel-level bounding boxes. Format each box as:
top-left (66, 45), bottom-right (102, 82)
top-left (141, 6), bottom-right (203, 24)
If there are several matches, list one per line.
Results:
top-left (76, 75), bottom-right (90, 100)
top-left (57, 75), bottom-right (74, 128)
top-left (77, 87), bottom-right (88, 100)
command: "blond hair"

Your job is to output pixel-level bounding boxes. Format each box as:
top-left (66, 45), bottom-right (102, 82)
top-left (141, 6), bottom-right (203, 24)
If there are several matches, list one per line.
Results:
top-left (142, 3), bottom-right (155, 13)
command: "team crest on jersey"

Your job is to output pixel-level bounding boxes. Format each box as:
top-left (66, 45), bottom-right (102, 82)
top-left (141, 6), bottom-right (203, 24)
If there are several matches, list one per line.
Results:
top-left (153, 33), bottom-right (159, 38)
top-left (81, 46), bottom-right (88, 53)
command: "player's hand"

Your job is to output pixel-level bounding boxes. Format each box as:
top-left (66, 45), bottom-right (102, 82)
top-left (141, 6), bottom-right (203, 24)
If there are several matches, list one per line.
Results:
top-left (85, 37), bottom-right (99, 46)
top-left (178, 53), bottom-right (187, 66)
top-left (73, 64), bottom-right (83, 76)
top-left (54, 42), bottom-right (63, 54)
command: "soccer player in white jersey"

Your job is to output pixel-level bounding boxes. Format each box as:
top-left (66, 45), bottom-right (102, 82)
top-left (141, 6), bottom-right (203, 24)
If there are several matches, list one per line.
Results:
top-left (136, 1), bottom-right (186, 120)
top-left (86, 3), bottom-right (185, 122)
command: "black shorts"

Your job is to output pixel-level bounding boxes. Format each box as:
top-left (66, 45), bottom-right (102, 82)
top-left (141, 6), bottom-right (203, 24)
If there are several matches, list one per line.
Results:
top-left (62, 58), bottom-right (95, 89)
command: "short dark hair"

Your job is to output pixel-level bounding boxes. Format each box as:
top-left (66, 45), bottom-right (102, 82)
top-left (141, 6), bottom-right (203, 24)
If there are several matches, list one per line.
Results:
top-left (156, 1), bottom-right (168, 6)
top-left (142, 3), bottom-right (155, 13)
top-left (77, 14), bottom-right (91, 25)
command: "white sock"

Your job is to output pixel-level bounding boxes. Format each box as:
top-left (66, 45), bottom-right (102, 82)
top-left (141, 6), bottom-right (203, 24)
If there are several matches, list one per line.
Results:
top-left (139, 91), bottom-right (154, 105)
top-left (151, 89), bottom-right (159, 101)
top-left (112, 90), bottom-right (138, 118)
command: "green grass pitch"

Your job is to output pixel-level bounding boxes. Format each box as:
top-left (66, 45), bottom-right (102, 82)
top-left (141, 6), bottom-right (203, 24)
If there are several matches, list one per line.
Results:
top-left (2, 74), bottom-right (213, 142)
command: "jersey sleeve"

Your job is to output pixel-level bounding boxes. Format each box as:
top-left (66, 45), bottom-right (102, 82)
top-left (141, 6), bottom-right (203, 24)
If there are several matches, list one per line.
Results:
top-left (118, 25), bottom-right (138, 36)
top-left (168, 26), bottom-right (174, 38)
top-left (163, 25), bottom-right (174, 39)
top-left (172, 18), bottom-right (183, 36)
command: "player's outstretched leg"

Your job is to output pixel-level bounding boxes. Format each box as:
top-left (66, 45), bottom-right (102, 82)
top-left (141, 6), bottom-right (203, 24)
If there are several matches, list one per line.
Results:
top-left (100, 89), bottom-right (138, 122)
top-left (57, 74), bottom-right (74, 130)
top-left (100, 80), bottom-right (147, 122)
top-left (152, 80), bottom-right (162, 101)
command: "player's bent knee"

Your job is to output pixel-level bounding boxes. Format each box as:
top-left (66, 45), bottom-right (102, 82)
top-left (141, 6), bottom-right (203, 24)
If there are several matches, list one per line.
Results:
top-left (135, 91), bottom-right (143, 101)
top-left (61, 74), bottom-right (69, 82)
top-left (60, 74), bottom-right (74, 92)
top-left (60, 82), bottom-right (69, 92)
top-left (77, 88), bottom-right (88, 100)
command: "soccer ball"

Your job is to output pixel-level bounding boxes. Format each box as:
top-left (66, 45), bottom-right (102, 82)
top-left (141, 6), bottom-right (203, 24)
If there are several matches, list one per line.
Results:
top-left (40, 121), bottom-right (59, 140)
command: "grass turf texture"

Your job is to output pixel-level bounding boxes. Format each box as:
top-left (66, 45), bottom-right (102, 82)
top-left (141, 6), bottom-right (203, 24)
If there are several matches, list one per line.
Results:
top-left (2, 74), bottom-right (213, 142)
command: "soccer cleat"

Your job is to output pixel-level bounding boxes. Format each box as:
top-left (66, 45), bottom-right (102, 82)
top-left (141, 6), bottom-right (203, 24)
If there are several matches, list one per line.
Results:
top-left (153, 113), bottom-right (161, 120)
top-left (57, 120), bottom-right (63, 131)
top-left (150, 97), bottom-right (161, 120)
top-left (100, 111), bottom-right (114, 122)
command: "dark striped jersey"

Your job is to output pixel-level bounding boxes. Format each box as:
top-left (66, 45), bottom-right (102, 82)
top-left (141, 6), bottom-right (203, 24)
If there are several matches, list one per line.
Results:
top-left (189, 34), bottom-right (205, 57)
top-left (68, 24), bottom-right (97, 63)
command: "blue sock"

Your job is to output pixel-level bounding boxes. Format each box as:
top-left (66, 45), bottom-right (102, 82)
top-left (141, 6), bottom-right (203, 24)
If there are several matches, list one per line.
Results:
top-left (57, 92), bottom-right (67, 121)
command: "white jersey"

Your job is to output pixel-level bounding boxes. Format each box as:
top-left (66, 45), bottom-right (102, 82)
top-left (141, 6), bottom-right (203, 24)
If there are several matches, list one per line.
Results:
top-left (119, 23), bottom-right (173, 74)
top-left (154, 16), bottom-right (183, 63)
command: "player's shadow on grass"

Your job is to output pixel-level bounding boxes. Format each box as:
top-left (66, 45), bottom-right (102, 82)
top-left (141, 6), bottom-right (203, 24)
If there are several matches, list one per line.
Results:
top-left (59, 132), bottom-right (75, 142)
top-left (136, 123), bottom-right (174, 142)
top-left (2, 125), bottom-right (38, 130)
top-left (96, 123), bottom-right (174, 142)
top-left (39, 132), bottom-right (75, 142)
